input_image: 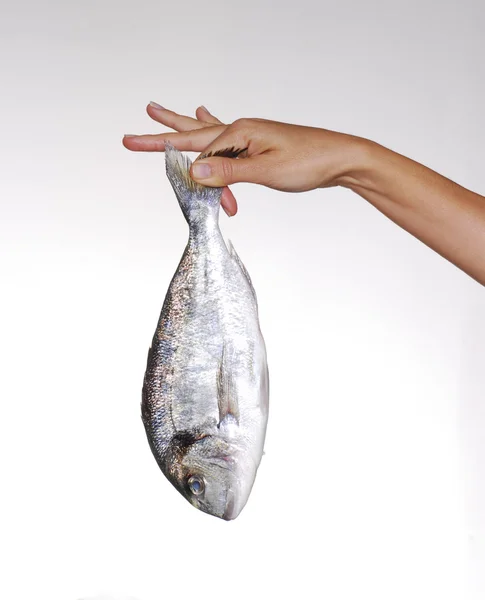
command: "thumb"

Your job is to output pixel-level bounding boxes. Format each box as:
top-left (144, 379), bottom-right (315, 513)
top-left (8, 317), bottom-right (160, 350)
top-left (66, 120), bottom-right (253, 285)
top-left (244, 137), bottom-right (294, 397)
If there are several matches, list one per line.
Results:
top-left (190, 156), bottom-right (259, 187)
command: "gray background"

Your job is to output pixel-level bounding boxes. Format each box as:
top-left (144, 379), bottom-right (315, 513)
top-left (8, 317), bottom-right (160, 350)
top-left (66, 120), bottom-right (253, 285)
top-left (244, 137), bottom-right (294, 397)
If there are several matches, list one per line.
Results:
top-left (1, 1), bottom-right (483, 599)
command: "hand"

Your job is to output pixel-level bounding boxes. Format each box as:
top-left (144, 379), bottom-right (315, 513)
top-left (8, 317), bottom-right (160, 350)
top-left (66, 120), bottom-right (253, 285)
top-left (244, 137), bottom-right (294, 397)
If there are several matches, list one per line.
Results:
top-left (123, 104), bottom-right (485, 285)
top-left (122, 104), bottom-right (364, 216)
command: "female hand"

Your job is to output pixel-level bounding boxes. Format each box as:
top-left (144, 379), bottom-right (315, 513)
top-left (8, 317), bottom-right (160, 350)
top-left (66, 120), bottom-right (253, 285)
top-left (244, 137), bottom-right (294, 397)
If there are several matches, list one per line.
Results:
top-left (122, 104), bottom-right (363, 216)
top-left (123, 103), bottom-right (485, 285)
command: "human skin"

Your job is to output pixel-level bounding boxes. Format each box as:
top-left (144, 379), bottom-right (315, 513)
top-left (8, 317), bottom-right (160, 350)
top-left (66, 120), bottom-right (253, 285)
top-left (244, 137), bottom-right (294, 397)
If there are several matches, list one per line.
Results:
top-left (123, 104), bottom-right (485, 286)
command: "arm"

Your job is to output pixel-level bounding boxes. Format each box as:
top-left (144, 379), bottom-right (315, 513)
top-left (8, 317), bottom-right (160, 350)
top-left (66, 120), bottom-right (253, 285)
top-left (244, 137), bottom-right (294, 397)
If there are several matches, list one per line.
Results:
top-left (123, 104), bottom-right (485, 285)
top-left (340, 140), bottom-right (485, 285)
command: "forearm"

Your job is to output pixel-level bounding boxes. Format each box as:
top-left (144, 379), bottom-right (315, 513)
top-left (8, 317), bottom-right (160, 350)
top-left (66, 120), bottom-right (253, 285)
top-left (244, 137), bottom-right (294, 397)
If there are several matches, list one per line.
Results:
top-left (340, 139), bottom-right (485, 285)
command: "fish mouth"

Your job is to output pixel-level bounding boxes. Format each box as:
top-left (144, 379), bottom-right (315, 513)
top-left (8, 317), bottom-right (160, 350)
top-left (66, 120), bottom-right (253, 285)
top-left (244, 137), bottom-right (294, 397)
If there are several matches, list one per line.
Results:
top-left (222, 490), bottom-right (238, 521)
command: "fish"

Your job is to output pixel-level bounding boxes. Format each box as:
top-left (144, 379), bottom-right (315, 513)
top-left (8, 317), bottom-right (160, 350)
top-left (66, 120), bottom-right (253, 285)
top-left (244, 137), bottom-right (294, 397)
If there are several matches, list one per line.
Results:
top-left (141, 143), bottom-right (269, 520)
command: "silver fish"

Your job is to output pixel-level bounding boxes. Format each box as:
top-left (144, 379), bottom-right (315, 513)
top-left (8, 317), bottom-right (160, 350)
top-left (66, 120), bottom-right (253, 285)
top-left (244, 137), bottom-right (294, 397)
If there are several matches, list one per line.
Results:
top-left (141, 144), bottom-right (269, 520)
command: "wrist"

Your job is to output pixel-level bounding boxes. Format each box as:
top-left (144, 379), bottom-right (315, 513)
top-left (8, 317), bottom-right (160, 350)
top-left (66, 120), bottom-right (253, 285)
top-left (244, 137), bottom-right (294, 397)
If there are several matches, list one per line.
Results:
top-left (333, 135), bottom-right (381, 191)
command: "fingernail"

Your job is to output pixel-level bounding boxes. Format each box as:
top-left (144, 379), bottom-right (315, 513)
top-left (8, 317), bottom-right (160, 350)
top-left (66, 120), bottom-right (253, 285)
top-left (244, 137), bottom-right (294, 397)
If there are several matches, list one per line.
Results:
top-left (149, 101), bottom-right (164, 109)
top-left (222, 205), bottom-right (231, 217)
top-left (192, 162), bottom-right (212, 180)
top-left (199, 105), bottom-right (209, 112)
top-left (124, 134), bottom-right (137, 137)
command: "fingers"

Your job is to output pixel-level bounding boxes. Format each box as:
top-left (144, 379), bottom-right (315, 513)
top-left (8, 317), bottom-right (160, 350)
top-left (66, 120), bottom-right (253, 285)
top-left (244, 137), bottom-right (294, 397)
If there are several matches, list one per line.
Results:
top-left (196, 106), bottom-right (224, 125)
top-left (187, 123), bottom-right (269, 186)
top-left (124, 103), bottom-right (227, 151)
top-left (147, 103), bottom-right (224, 132)
top-left (123, 104), bottom-right (247, 215)
top-left (147, 104), bottom-right (237, 214)
top-left (147, 102), bottom-right (208, 131)
top-left (122, 124), bottom-right (227, 152)
top-left (221, 187), bottom-right (238, 216)
top-left (190, 154), bottom-right (270, 187)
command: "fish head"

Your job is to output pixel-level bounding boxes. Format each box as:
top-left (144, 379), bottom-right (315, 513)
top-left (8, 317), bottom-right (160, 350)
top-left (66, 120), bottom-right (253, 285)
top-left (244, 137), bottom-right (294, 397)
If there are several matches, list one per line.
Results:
top-left (164, 432), bottom-right (257, 521)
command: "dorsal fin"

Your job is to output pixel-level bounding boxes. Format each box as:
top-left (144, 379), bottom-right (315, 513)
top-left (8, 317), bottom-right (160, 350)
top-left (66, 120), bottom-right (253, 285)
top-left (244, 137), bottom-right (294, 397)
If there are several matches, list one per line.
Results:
top-left (227, 239), bottom-right (258, 306)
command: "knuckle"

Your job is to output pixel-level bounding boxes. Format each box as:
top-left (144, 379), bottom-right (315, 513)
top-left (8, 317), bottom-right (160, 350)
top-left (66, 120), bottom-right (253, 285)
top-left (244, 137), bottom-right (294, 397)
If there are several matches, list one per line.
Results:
top-left (232, 117), bottom-right (252, 130)
top-left (220, 159), bottom-right (234, 182)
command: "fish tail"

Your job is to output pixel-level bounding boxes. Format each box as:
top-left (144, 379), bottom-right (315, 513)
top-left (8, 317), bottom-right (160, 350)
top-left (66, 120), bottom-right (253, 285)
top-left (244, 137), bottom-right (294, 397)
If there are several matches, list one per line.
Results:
top-left (165, 142), bottom-right (222, 225)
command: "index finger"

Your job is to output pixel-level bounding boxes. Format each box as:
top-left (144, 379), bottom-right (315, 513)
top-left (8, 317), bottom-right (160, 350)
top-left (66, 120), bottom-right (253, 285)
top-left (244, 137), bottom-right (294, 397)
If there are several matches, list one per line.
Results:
top-left (122, 125), bottom-right (227, 153)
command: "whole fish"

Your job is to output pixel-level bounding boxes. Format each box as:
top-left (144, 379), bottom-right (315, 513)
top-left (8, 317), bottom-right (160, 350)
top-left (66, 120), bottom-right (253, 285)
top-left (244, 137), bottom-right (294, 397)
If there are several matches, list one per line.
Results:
top-left (141, 144), bottom-right (269, 520)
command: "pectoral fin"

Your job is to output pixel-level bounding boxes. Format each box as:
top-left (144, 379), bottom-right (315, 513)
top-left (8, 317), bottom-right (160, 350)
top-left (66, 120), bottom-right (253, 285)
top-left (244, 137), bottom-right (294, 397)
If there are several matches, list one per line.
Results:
top-left (217, 342), bottom-right (239, 426)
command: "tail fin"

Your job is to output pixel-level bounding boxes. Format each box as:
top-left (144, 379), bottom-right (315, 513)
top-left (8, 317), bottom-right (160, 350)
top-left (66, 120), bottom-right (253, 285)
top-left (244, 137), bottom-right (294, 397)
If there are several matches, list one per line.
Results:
top-left (165, 142), bottom-right (222, 225)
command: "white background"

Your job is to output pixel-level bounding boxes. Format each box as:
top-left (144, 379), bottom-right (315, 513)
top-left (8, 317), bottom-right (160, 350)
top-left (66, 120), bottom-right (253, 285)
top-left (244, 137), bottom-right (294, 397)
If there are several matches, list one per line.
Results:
top-left (1, 1), bottom-right (484, 599)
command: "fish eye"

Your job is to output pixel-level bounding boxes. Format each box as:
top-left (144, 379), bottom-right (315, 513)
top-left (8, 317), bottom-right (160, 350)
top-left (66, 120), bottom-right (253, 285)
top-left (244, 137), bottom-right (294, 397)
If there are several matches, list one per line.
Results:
top-left (188, 475), bottom-right (205, 496)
